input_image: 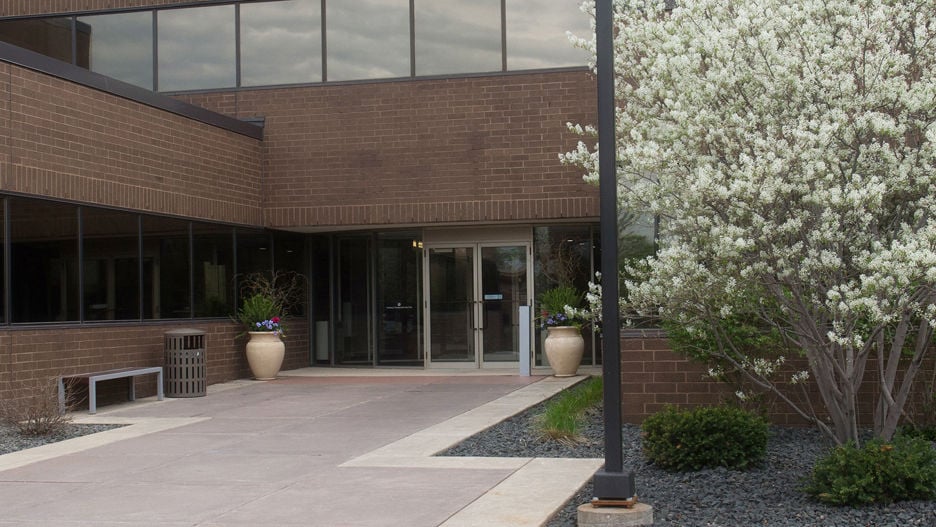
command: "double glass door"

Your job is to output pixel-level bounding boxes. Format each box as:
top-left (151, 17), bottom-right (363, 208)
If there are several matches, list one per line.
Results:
top-left (425, 244), bottom-right (529, 368)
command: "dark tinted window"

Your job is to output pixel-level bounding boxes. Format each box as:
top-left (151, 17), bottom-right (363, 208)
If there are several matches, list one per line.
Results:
top-left (82, 208), bottom-right (140, 321)
top-left (142, 215), bottom-right (190, 319)
top-left (10, 198), bottom-right (80, 323)
top-left (193, 223), bottom-right (234, 317)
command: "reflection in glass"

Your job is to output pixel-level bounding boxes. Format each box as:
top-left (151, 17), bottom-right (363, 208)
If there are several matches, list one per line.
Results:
top-left (533, 225), bottom-right (596, 365)
top-left (78, 12), bottom-right (154, 89)
top-left (193, 223), bottom-right (233, 317)
top-left (310, 236), bottom-right (331, 364)
top-left (506, 0), bottom-right (591, 70)
top-left (335, 237), bottom-right (371, 364)
top-left (10, 198), bottom-right (79, 323)
top-left (236, 230), bottom-right (271, 283)
top-left (376, 234), bottom-right (422, 366)
top-left (0, 199), bottom-right (3, 323)
top-left (327, 0), bottom-right (409, 81)
top-left (481, 246), bottom-right (527, 363)
top-left (142, 215), bottom-right (190, 319)
top-left (82, 208), bottom-right (141, 321)
top-left (428, 247), bottom-right (474, 362)
top-left (0, 18), bottom-right (75, 65)
top-left (415, 0), bottom-right (501, 76)
top-left (157, 6), bottom-right (235, 91)
top-left (273, 231), bottom-right (306, 316)
top-left (241, 0), bottom-right (321, 86)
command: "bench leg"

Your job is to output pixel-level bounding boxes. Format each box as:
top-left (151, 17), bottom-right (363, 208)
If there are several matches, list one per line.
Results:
top-left (157, 370), bottom-right (164, 401)
top-left (129, 378), bottom-right (136, 402)
top-left (57, 377), bottom-right (66, 414)
top-left (88, 379), bottom-right (97, 415)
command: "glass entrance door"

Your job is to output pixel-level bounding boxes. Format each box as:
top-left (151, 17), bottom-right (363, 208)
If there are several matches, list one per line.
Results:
top-left (425, 244), bottom-right (529, 368)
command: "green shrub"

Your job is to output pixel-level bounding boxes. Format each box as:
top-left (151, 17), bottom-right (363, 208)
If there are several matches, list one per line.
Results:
top-left (803, 436), bottom-right (936, 505)
top-left (536, 377), bottom-right (603, 442)
top-left (897, 424), bottom-right (936, 442)
top-left (641, 405), bottom-right (769, 471)
top-left (539, 286), bottom-right (583, 314)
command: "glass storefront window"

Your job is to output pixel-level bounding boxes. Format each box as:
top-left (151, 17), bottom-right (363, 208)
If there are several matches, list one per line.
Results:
top-left (9, 198), bottom-right (80, 323)
top-left (533, 225), bottom-right (596, 365)
top-left (240, 0), bottom-right (322, 86)
top-left (376, 233), bottom-right (421, 366)
top-left (273, 231), bottom-right (306, 316)
top-left (236, 229), bottom-right (271, 283)
top-left (506, 0), bottom-right (591, 70)
top-left (327, 0), bottom-right (409, 81)
top-left (309, 236), bottom-right (331, 364)
top-left (157, 5), bottom-right (235, 91)
top-left (142, 215), bottom-right (190, 319)
top-left (78, 11), bottom-right (154, 90)
top-left (193, 223), bottom-right (234, 317)
top-left (82, 208), bottom-right (141, 321)
top-left (335, 237), bottom-right (371, 364)
top-left (414, 0), bottom-right (501, 76)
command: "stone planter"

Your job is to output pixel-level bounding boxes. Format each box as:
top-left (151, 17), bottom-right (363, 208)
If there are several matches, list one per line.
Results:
top-left (544, 325), bottom-right (584, 377)
top-left (246, 331), bottom-right (285, 380)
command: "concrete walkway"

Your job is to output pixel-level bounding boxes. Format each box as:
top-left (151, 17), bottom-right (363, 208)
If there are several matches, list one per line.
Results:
top-left (0, 369), bottom-right (602, 526)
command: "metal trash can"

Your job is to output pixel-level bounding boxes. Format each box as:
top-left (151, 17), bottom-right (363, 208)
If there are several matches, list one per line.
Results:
top-left (164, 329), bottom-right (206, 398)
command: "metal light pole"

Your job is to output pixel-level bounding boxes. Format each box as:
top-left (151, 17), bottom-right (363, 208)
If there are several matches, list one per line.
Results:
top-left (592, 0), bottom-right (636, 502)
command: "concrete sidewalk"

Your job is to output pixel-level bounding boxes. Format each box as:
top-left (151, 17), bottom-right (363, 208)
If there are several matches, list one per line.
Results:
top-left (0, 370), bottom-right (601, 526)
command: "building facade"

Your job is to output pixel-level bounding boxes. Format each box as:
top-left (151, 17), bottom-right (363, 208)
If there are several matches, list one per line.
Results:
top-left (0, 0), bottom-right (658, 409)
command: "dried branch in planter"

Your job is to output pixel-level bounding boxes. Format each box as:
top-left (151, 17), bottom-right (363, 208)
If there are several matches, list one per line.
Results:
top-left (237, 270), bottom-right (306, 318)
top-left (0, 376), bottom-right (77, 436)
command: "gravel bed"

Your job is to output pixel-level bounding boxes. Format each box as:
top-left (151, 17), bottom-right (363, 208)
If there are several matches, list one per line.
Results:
top-left (0, 422), bottom-right (122, 455)
top-left (440, 400), bottom-right (936, 527)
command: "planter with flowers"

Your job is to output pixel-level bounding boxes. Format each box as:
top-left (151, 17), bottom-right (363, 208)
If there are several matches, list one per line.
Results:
top-left (539, 285), bottom-right (586, 377)
top-left (235, 271), bottom-right (304, 380)
top-left (237, 293), bottom-right (286, 380)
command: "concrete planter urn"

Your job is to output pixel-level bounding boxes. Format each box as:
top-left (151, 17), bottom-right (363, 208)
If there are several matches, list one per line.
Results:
top-left (544, 326), bottom-right (584, 377)
top-left (246, 331), bottom-right (285, 380)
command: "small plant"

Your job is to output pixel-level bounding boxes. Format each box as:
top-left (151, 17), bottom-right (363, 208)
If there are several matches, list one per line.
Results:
top-left (641, 405), bottom-right (769, 471)
top-left (236, 293), bottom-right (284, 336)
top-left (536, 376), bottom-right (603, 442)
top-left (803, 435), bottom-right (936, 505)
top-left (539, 285), bottom-right (584, 328)
top-left (234, 271), bottom-right (304, 336)
top-left (0, 376), bottom-right (76, 436)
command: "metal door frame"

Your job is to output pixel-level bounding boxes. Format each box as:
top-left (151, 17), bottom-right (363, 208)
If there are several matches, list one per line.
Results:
top-left (423, 241), bottom-right (532, 369)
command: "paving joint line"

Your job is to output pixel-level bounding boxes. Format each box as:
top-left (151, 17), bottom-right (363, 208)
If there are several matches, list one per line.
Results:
top-left (340, 375), bottom-right (603, 527)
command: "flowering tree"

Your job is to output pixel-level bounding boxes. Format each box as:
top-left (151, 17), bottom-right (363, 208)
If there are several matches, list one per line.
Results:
top-left (563, 0), bottom-right (936, 445)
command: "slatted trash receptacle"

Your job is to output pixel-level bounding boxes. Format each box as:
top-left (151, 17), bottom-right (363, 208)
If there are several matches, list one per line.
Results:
top-left (164, 329), bottom-right (207, 398)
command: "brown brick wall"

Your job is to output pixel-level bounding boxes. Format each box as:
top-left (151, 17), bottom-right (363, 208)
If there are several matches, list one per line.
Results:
top-left (620, 334), bottom-right (936, 427)
top-left (0, 319), bottom-right (309, 411)
top-left (0, 1), bottom-right (219, 16)
top-left (174, 71), bottom-right (599, 229)
top-left (0, 61), bottom-right (262, 225)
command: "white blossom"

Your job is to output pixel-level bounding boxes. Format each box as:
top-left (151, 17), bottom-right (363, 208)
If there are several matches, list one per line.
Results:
top-left (565, 0), bottom-right (936, 445)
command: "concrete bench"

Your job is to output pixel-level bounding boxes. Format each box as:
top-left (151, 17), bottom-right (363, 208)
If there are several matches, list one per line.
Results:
top-left (58, 367), bottom-right (164, 414)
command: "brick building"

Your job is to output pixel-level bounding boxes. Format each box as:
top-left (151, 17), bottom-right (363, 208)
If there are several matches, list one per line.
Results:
top-left (0, 0), bottom-right (669, 411)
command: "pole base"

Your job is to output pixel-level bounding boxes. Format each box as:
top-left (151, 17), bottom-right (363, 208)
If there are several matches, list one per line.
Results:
top-left (578, 502), bottom-right (653, 527)
top-left (593, 469), bottom-right (636, 500)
